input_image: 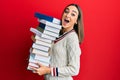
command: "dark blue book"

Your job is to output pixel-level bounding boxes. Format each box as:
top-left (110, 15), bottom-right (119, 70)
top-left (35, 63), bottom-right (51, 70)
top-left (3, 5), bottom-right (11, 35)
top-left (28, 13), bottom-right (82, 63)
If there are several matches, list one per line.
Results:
top-left (35, 12), bottom-right (60, 24)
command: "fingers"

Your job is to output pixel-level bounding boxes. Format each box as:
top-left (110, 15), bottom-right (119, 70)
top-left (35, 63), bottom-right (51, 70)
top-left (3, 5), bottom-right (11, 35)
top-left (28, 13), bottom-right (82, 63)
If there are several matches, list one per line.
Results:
top-left (30, 66), bottom-right (42, 75)
top-left (31, 35), bottom-right (36, 42)
top-left (29, 66), bottom-right (40, 75)
top-left (29, 48), bottom-right (33, 53)
top-left (36, 63), bottom-right (44, 67)
top-left (29, 63), bottom-right (48, 76)
top-left (30, 66), bottom-right (38, 71)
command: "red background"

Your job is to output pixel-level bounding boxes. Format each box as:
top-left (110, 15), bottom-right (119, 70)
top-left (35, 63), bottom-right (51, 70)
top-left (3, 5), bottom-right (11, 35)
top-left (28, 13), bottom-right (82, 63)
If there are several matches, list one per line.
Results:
top-left (0, 0), bottom-right (120, 80)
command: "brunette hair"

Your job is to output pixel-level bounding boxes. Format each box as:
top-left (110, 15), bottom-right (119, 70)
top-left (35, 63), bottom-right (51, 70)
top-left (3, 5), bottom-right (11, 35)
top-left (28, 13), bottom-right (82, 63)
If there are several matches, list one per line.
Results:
top-left (61, 4), bottom-right (84, 43)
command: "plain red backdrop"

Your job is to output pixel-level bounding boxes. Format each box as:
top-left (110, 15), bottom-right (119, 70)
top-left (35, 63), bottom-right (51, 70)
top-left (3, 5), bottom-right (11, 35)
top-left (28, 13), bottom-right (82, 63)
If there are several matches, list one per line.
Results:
top-left (0, 0), bottom-right (120, 80)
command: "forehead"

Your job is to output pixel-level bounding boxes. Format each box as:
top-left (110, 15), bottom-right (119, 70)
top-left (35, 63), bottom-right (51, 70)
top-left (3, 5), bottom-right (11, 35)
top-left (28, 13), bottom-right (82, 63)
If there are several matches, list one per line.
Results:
top-left (65, 5), bottom-right (79, 14)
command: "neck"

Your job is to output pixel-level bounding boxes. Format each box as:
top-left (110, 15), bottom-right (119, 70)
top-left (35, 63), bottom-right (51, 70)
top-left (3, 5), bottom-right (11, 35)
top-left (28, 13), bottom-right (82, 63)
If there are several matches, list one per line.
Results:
top-left (62, 27), bottom-right (73, 33)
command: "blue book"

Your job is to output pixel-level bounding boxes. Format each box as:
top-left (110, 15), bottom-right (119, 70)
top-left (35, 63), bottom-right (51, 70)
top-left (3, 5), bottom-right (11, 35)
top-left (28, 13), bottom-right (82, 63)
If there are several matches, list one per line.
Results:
top-left (35, 12), bottom-right (60, 24)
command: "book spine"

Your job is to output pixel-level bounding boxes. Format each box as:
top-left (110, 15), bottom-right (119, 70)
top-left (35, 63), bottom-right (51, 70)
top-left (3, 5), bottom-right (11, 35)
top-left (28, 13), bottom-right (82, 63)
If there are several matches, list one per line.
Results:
top-left (36, 26), bottom-right (44, 33)
top-left (41, 33), bottom-right (56, 40)
top-left (35, 40), bottom-right (51, 47)
top-left (44, 30), bottom-right (59, 37)
top-left (38, 19), bottom-right (62, 29)
top-left (27, 65), bottom-right (38, 71)
top-left (29, 55), bottom-right (50, 67)
top-left (35, 54), bottom-right (50, 63)
top-left (35, 35), bottom-right (52, 43)
top-left (39, 23), bottom-right (60, 34)
top-left (32, 43), bottom-right (49, 52)
top-left (38, 61), bottom-right (50, 67)
top-left (28, 53), bottom-right (37, 63)
top-left (32, 48), bottom-right (49, 57)
top-left (37, 27), bottom-right (59, 37)
top-left (39, 23), bottom-right (45, 29)
top-left (28, 62), bottom-right (39, 68)
top-left (30, 27), bottom-right (41, 36)
top-left (44, 25), bottom-right (60, 34)
top-left (52, 18), bottom-right (61, 24)
top-left (30, 27), bottom-right (56, 40)
top-left (35, 12), bottom-right (60, 24)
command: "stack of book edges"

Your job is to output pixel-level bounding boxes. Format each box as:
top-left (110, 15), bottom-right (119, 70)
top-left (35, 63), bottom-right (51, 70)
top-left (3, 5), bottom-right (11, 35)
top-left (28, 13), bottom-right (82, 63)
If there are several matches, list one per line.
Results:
top-left (27, 12), bottom-right (61, 72)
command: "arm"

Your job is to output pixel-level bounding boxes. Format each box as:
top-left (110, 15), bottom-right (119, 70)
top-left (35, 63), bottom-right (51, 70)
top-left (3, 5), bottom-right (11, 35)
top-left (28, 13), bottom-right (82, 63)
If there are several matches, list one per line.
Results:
top-left (31, 34), bottom-right (81, 77)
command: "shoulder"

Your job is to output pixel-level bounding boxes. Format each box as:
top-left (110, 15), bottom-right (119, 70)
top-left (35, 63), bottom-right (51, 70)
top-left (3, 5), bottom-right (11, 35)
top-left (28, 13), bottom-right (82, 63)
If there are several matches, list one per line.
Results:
top-left (66, 31), bottom-right (81, 54)
top-left (66, 31), bottom-right (79, 41)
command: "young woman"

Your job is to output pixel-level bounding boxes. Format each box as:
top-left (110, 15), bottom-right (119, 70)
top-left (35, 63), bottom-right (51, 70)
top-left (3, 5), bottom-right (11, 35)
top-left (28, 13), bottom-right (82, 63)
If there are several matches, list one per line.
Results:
top-left (31, 4), bottom-right (84, 80)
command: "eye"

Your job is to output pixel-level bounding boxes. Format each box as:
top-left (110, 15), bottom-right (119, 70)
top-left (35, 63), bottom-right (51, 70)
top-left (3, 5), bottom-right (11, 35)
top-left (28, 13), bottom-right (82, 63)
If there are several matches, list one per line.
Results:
top-left (64, 9), bottom-right (69, 13)
top-left (71, 13), bottom-right (75, 16)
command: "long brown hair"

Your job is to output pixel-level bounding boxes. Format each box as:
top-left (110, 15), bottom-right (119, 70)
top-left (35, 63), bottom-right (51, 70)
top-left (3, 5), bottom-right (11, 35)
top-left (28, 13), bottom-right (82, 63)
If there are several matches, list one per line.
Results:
top-left (61, 4), bottom-right (84, 43)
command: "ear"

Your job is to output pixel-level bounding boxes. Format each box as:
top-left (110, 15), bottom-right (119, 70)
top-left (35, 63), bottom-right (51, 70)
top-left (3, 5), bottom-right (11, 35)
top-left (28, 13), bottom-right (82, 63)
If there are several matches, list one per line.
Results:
top-left (75, 19), bottom-right (78, 24)
top-left (75, 21), bottom-right (77, 24)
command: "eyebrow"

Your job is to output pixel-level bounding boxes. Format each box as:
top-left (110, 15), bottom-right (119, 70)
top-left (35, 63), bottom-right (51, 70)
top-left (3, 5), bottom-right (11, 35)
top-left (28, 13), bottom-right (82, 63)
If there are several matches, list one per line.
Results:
top-left (72, 10), bottom-right (77, 14)
top-left (65, 8), bottom-right (77, 14)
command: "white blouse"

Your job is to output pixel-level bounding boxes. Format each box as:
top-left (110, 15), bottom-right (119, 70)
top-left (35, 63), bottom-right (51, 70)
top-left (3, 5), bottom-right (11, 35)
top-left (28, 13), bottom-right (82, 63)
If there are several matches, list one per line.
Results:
top-left (44, 30), bottom-right (81, 80)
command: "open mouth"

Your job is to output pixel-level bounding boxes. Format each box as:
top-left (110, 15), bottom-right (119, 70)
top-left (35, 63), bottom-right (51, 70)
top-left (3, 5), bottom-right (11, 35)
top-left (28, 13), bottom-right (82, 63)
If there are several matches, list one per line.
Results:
top-left (64, 19), bottom-right (70, 23)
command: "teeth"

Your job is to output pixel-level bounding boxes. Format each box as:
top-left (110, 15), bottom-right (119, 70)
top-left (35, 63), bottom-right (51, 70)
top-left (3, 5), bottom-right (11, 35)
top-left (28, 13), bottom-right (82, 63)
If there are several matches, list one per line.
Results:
top-left (64, 19), bottom-right (69, 23)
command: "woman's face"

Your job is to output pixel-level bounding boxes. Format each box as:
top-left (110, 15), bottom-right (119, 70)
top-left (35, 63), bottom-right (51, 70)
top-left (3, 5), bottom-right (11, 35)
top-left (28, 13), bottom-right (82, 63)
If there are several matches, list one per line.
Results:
top-left (62, 5), bottom-right (79, 30)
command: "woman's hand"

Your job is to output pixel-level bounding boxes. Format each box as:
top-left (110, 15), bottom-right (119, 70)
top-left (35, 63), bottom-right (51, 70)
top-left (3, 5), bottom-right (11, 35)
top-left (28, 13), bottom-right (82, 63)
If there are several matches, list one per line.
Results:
top-left (31, 35), bottom-right (36, 42)
top-left (31, 63), bottom-right (51, 76)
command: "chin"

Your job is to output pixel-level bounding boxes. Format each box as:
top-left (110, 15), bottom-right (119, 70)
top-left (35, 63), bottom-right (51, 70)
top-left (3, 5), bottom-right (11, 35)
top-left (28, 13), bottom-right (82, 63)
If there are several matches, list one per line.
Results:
top-left (62, 25), bottom-right (68, 29)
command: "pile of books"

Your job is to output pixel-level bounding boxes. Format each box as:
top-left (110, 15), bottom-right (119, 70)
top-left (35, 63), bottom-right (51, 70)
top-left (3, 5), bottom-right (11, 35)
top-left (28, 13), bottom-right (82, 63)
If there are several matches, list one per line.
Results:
top-left (27, 12), bottom-right (61, 71)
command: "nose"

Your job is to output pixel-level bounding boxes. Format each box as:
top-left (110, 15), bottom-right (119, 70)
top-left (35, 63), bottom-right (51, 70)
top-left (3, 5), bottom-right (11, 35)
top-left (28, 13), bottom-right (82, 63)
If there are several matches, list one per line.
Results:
top-left (66, 13), bottom-right (71, 17)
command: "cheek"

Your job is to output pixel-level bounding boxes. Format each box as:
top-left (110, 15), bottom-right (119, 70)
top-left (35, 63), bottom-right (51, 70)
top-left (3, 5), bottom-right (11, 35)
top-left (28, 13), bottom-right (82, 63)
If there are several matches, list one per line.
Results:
top-left (71, 18), bottom-right (77, 24)
top-left (62, 14), bottom-right (65, 21)
top-left (62, 13), bottom-right (66, 18)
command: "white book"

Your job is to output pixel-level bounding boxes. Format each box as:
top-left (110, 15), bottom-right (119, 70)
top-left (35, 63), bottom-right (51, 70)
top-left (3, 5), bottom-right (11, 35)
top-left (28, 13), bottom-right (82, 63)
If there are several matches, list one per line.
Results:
top-left (29, 60), bottom-right (49, 67)
top-left (28, 62), bottom-right (39, 68)
top-left (27, 53), bottom-right (49, 70)
top-left (27, 66), bottom-right (33, 70)
top-left (38, 19), bottom-right (62, 29)
top-left (37, 61), bottom-right (50, 67)
top-left (32, 43), bottom-right (49, 52)
top-left (35, 39), bottom-right (51, 47)
top-left (40, 29), bottom-right (59, 37)
top-left (30, 27), bottom-right (56, 40)
top-left (32, 48), bottom-right (49, 57)
top-left (27, 65), bottom-right (37, 71)
top-left (35, 35), bottom-right (52, 43)
top-left (27, 62), bottom-right (49, 70)
top-left (35, 54), bottom-right (50, 63)
top-left (41, 32), bottom-right (56, 40)
top-left (39, 23), bottom-right (60, 34)
top-left (28, 60), bottom-right (49, 69)
top-left (52, 18), bottom-right (61, 24)
top-left (28, 53), bottom-right (50, 69)
top-left (27, 53), bottom-right (39, 70)
top-left (43, 25), bottom-right (60, 34)
top-left (28, 53), bottom-right (38, 63)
